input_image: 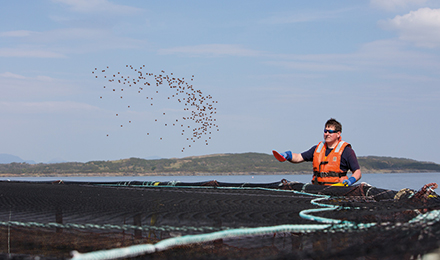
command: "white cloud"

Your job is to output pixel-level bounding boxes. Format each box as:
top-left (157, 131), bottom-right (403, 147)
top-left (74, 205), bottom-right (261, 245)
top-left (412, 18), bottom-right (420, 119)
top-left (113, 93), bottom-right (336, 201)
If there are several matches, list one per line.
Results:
top-left (159, 38), bottom-right (440, 74)
top-left (0, 72), bottom-right (76, 99)
top-left (261, 12), bottom-right (329, 24)
top-left (0, 47), bottom-right (65, 58)
top-left (158, 36), bottom-right (440, 73)
top-left (260, 8), bottom-right (355, 25)
top-left (0, 72), bottom-right (27, 79)
top-left (346, 39), bottom-right (440, 70)
top-left (1, 28), bottom-right (107, 43)
top-left (52, 0), bottom-right (142, 14)
top-left (158, 44), bottom-right (264, 57)
top-left (379, 8), bottom-right (440, 48)
top-left (0, 101), bottom-right (99, 114)
top-left (370, 0), bottom-right (430, 11)
top-left (263, 60), bottom-right (355, 72)
top-left (0, 27), bottom-right (146, 57)
top-left (379, 72), bottom-right (439, 82)
top-left (261, 39), bottom-right (440, 74)
top-left (0, 30), bottom-right (35, 37)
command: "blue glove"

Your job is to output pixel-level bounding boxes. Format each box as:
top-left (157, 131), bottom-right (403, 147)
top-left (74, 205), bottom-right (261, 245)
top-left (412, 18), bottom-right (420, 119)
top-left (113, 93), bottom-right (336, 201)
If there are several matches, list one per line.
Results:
top-left (280, 151), bottom-right (293, 161)
top-left (343, 176), bottom-right (357, 186)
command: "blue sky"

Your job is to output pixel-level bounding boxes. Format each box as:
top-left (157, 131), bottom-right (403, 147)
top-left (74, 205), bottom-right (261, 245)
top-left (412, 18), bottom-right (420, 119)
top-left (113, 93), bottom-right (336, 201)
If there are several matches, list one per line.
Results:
top-left (1, 0), bottom-right (440, 164)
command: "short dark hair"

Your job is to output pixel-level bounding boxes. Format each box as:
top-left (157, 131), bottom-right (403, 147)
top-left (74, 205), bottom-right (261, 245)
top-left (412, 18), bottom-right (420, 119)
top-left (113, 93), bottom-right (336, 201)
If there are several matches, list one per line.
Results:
top-left (325, 118), bottom-right (342, 132)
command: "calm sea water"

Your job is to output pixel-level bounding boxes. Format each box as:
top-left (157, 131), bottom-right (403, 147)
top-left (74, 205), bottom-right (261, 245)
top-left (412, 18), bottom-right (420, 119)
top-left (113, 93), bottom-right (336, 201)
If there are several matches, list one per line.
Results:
top-left (0, 172), bottom-right (439, 191)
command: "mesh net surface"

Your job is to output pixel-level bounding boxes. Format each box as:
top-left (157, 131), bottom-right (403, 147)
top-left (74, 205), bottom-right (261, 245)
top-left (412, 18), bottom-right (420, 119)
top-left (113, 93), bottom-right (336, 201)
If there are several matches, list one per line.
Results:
top-left (0, 180), bottom-right (439, 260)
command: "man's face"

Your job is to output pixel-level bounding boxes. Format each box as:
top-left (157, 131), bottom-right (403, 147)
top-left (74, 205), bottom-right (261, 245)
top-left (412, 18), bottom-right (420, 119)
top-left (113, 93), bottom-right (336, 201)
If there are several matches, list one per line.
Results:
top-left (324, 125), bottom-right (341, 145)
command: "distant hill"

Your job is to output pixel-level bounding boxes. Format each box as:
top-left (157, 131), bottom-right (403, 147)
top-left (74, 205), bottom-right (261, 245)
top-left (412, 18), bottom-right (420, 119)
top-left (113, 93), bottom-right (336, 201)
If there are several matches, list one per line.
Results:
top-left (0, 153), bottom-right (439, 177)
top-left (46, 158), bottom-right (67, 164)
top-left (0, 154), bottom-right (36, 164)
top-left (358, 156), bottom-right (440, 173)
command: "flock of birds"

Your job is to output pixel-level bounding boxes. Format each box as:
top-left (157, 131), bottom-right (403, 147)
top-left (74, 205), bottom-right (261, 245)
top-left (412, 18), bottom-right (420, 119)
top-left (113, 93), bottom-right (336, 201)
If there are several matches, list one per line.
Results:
top-left (92, 65), bottom-right (219, 152)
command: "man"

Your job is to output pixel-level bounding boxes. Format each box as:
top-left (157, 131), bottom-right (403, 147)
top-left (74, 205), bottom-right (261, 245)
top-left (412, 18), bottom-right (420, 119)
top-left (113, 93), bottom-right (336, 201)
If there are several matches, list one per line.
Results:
top-left (273, 118), bottom-right (361, 186)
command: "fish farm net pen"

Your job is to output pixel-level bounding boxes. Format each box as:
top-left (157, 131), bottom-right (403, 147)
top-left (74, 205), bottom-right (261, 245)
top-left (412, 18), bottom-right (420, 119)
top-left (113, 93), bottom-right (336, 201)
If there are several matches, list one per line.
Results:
top-left (0, 179), bottom-right (439, 260)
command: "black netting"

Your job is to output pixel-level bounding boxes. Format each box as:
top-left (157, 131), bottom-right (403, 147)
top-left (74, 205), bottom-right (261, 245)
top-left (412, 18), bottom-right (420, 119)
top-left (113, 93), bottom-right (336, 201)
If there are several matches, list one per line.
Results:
top-left (0, 180), bottom-right (439, 260)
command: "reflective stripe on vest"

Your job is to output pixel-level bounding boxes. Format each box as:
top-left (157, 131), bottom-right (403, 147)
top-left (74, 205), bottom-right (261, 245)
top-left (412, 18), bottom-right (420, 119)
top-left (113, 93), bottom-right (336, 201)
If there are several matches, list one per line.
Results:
top-left (334, 141), bottom-right (346, 153)
top-left (316, 142), bottom-right (325, 153)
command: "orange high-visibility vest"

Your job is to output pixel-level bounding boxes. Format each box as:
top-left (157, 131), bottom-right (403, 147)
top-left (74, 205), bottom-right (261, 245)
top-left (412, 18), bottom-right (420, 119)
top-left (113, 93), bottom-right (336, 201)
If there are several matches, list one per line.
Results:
top-left (312, 140), bottom-right (350, 185)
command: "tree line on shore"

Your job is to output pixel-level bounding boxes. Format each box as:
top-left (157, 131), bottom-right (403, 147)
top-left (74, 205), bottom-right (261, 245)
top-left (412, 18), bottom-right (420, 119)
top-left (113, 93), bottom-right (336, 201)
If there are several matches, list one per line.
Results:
top-left (0, 153), bottom-right (439, 176)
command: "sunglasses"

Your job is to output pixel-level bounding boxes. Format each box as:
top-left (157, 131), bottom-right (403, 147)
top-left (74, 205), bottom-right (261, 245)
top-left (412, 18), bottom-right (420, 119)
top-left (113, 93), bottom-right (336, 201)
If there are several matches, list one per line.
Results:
top-left (324, 129), bottom-right (338, 134)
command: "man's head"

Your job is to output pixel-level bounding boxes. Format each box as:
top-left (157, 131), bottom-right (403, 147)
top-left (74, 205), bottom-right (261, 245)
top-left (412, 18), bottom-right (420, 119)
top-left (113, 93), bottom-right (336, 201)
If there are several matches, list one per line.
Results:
top-left (325, 118), bottom-right (342, 133)
top-left (324, 118), bottom-right (342, 147)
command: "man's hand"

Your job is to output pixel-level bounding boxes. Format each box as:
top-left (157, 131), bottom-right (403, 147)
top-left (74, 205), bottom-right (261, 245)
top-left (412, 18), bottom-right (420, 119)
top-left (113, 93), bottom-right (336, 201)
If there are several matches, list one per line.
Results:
top-left (342, 176), bottom-right (357, 186)
top-left (272, 150), bottom-right (292, 162)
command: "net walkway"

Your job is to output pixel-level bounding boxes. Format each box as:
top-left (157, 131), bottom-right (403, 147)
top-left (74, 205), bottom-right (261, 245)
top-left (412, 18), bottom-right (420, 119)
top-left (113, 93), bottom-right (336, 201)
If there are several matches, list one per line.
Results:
top-left (0, 179), bottom-right (439, 259)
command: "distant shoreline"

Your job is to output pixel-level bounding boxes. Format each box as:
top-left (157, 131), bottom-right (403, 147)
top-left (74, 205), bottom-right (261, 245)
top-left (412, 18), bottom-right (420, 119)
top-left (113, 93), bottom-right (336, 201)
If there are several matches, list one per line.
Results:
top-left (0, 153), bottom-right (439, 177)
top-left (0, 170), bottom-right (438, 178)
